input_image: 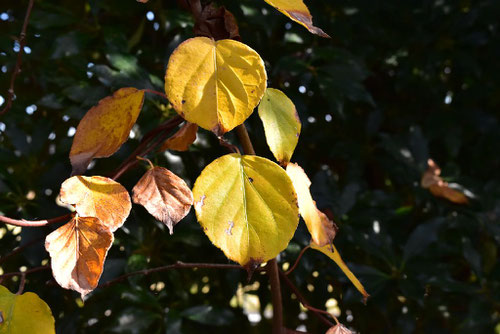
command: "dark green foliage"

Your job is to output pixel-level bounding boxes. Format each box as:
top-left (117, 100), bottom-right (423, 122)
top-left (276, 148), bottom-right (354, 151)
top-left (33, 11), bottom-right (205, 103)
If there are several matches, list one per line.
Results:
top-left (1, 0), bottom-right (499, 333)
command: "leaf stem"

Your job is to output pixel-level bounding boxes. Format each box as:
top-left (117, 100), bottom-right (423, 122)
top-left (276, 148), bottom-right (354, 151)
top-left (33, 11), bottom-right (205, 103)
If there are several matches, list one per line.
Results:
top-left (143, 89), bottom-right (168, 100)
top-left (0, 0), bottom-right (35, 117)
top-left (285, 245), bottom-right (310, 276)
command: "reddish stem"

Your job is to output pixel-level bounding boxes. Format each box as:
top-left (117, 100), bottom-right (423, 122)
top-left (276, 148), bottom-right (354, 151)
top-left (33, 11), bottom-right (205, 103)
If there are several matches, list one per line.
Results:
top-left (0, 213), bottom-right (72, 228)
top-left (285, 245), bottom-right (310, 276)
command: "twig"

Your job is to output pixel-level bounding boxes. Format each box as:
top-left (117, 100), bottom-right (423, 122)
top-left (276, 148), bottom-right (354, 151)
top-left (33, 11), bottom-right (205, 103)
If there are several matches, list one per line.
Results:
top-left (285, 245), bottom-right (310, 276)
top-left (98, 261), bottom-right (261, 289)
top-left (0, 235), bottom-right (45, 265)
top-left (279, 269), bottom-right (336, 327)
top-left (235, 124), bottom-right (256, 155)
top-left (0, 0), bottom-right (35, 117)
top-left (16, 273), bottom-right (26, 295)
top-left (267, 259), bottom-right (284, 334)
top-left (0, 266), bottom-right (50, 280)
top-left (0, 213), bottom-right (72, 228)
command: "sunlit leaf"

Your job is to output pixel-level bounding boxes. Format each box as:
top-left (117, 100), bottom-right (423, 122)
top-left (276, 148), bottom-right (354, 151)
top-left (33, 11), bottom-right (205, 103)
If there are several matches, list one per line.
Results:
top-left (192, 153), bottom-right (299, 268)
top-left (286, 163), bottom-right (337, 246)
top-left (421, 159), bottom-right (469, 204)
top-left (258, 88), bottom-right (301, 165)
top-left (263, 0), bottom-right (329, 37)
top-left (160, 122), bottom-right (198, 152)
top-left (132, 164), bottom-right (193, 234)
top-left (0, 285), bottom-right (55, 334)
top-left (165, 37), bottom-right (267, 135)
top-left (326, 323), bottom-right (355, 334)
top-left (311, 243), bottom-right (369, 302)
top-left (60, 176), bottom-right (132, 232)
top-left (45, 216), bottom-right (113, 297)
top-left (69, 87), bottom-right (145, 174)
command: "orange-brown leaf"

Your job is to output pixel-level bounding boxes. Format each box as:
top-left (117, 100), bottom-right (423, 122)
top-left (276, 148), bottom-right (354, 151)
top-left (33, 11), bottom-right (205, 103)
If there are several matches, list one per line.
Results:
top-left (69, 88), bottom-right (144, 175)
top-left (160, 122), bottom-right (198, 152)
top-left (421, 159), bottom-right (469, 204)
top-left (60, 176), bottom-right (132, 232)
top-left (326, 324), bottom-right (355, 334)
top-left (45, 216), bottom-right (113, 298)
top-left (286, 163), bottom-right (337, 246)
top-left (132, 166), bottom-right (193, 234)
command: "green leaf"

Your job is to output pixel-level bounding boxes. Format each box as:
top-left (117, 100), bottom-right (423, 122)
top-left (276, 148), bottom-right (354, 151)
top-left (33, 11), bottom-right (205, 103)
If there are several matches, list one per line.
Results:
top-left (258, 88), bottom-right (301, 165)
top-left (0, 285), bottom-right (55, 334)
top-left (192, 154), bottom-right (299, 267)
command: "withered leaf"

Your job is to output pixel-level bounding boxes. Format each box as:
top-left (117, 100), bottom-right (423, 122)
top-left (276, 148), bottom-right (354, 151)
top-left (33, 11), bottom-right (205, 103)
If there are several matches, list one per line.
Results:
top-left (421, 159), bottom-right (468, 204)
top-left (160, 122), bottom-right (198, 152)
top-left (45, 216), bottom-right (114, 298)
top-left (326, 324), bottom-right (355, 334)
top-left (194, 3), bottom-right (240, 41)
top-left (60, 176), bottom-right (132, 232)
top-left (286, 163), bottom-right (337, 246)
top-left (132, 166), bottom-right (193, 234)
top-left (69, 88), bottom-right (144, 175)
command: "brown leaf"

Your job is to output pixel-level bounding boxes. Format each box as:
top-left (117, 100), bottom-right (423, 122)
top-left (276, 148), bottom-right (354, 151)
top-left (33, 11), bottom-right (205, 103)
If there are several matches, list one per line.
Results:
top-left (326, 324), bottom-right (356, 334)
top-left (286, 163), bottom-right (337, 246)
top-left (69, 88), bottom-right (145, 175)
top-left (60, 176), bottom-right (132, 232)
top-left (421, 159), bottom-right (469, 204)
top-left (160, 122), bottom-right (198, 152)
top-left (132, 166), bottom-right (193, 234)
top-left (45, 216), bottom-right (113, 298)
top-left (137, 0), bottom-right (148, 2)
top-left (193, 3), bottom-right (241, 41)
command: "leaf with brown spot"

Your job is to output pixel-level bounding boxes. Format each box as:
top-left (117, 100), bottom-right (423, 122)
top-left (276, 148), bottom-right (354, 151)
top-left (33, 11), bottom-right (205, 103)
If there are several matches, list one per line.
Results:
top-left (60, 176), bottom-right (132, 232)
top-left (69, 88), bottom-right (145, 175)
top-left (263, 0), bottom-right (330, 37)
top-left (421, 159), bottom-right (469, 204)
top-left (132, 165), bottom-right (193, 234)
top-left (45, 216), bottom-right (114, 298)
top-left (326, 323), bottom-right (355, 334)
top-left (160, 122), bottom-right (198, 152)
top-left (286, 163), bottom-right (337, 246)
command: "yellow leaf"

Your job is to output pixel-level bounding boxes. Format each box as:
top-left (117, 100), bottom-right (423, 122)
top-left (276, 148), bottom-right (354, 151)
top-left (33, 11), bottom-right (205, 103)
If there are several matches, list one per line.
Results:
top-left (310, 243), bottom-right (369, 302)
top-left (45, 216), bottom-right (113, 298)
top-left (258, 88), bottom-right (301, 165)
top-left (192, 153), bottom-right (299, 267)
top-left (160, 122), bottom-right (198, 152)
top-left (286, 163), bottom-right (337, 246)
top-left (0, 285), bottom-right (55, 334)
top-left (60, 176), bottom-right (132, 232)
top-left (69, 88), bottom-right (145, 174)
top-left (132, 165), bottom-right (193, 234)
top-left (165, 37), bottom-right (267, 135)
top-left (263, 0), bottom-right (330, 37)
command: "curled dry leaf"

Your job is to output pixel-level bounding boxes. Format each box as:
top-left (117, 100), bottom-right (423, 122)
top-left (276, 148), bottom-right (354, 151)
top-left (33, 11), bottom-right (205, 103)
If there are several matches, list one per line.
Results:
top-left (263, 0), bottom-right (330, 37)
top-left (160, 122), bottom-right (198, 152)
top-left (60, 176), bottom-right (132, 232)
top-left (421, 159), bottom-right (468, 204)
top-left (165, 37), bottom-right (267, 135)
top-left (192, 153), bottom-right (299, 267)
top-left (132, 165), bottom-right (193, 234)
top-left (45, 216), bottom-right (114, 298)
top-left (258, 88), bottom-right (301, 165)
top-left (69, 87), bottom-right (145, 175)
top-left (286, 163), bottom-right (337, 246)
top-left (194, 3), bottom-right (240, 41)
top-left (311, 243), bottom-right (369, 303)
top-left (0, 285), bottom-right (55, 334)
top-left (326, 323), bottom-right (355, 334)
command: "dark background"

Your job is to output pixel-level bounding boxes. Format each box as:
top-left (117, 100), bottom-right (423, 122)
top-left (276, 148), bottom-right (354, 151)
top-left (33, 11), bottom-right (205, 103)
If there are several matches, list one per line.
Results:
top-left (1, 0), bottom-right (500, 333)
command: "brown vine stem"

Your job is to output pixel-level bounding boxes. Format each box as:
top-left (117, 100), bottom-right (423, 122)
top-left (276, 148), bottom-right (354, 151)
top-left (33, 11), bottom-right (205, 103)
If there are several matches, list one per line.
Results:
top-left (285, 245), bottom-right (310, 276)
top-left (0, 265), bottom-right (50, 281)
top-left (16, 273), bottom-right (26, 295)
top-left (0, 213), bottom-right (72, 228)
top-left (235, 123), bottom-right (284, 334)
top-left (143, 88), bottom-right (168, 100)
top-left (279, 269), bottom-right (337, 327)
top-left (99, 261), bottom-right (263, 289)
top-left (0, 0), bottom-right (35, 117)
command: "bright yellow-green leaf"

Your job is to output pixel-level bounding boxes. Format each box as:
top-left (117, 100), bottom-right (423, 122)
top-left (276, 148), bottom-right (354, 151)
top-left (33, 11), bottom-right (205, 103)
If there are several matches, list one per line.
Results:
top-left (310, 243), bottom-right (369, 302)
top-left (192, 153), bottom-right (299, 267)
top-left (263, 0), bottom-right (329, 37)
top-left (258, 88), bottom-right (301, 165)
top-left (69, 87), bottom-right (145, 174)
top-left (165, 37), bottom-right (267, 135)
top-left (286, 163), bottom-right (336, 246)
top-left (60, 176), bottom-right (132, 232)
top-left (0, 285), bottom-right (55, 334)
